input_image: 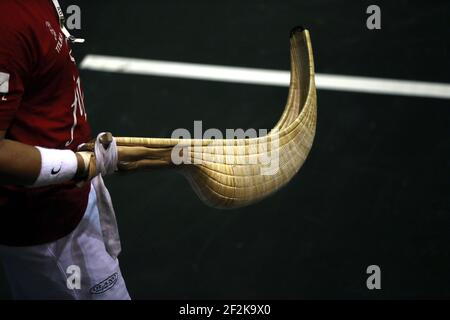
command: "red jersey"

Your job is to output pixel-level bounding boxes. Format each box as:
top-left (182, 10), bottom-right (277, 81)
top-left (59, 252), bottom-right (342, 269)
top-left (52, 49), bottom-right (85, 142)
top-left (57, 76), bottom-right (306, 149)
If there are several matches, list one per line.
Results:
top-left (0, 0), bottom-right (92, 245)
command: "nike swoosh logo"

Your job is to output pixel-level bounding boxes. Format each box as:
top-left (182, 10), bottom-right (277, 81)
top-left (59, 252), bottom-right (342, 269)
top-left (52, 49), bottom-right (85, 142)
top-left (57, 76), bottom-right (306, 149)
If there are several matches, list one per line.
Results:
top-left (51, 166), bottom-right (62, 175)
top-left (1, 95), bottom-right (6, 101)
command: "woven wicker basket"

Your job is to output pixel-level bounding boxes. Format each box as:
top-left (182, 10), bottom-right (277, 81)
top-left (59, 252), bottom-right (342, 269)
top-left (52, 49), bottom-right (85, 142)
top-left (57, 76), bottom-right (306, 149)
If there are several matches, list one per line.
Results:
top-left (86, 27), bottom-right (317, 209)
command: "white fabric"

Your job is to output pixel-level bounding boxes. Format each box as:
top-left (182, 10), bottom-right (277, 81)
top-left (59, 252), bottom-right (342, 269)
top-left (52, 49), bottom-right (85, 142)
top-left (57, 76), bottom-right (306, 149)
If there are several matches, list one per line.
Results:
top-left (94, 132), bottom-right (118, 176)
top-left (0, 185), bottom-right (130, 300)
top-left (92, 133), bottom-right (121, 259)
top-left (33, 147), bottom-right (78, 187)
top-left (92, 175), bottom-right (122, 259)
top-left (0, 72), bottom-right (9, 93)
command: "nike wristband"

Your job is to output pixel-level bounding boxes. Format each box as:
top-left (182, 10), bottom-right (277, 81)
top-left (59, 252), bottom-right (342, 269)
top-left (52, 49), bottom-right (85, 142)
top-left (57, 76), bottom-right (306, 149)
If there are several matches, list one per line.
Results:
top-left (31, 147), bottom-right (78, 187)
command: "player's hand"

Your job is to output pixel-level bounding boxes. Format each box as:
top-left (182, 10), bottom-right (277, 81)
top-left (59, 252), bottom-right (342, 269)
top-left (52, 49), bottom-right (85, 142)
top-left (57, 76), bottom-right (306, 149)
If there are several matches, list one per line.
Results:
top-left (74, 132), bottom-right (119, 185)
top-left (77, 133), bottom-right (172, 174)
top-left (73, 151), bottom-right (97, 183)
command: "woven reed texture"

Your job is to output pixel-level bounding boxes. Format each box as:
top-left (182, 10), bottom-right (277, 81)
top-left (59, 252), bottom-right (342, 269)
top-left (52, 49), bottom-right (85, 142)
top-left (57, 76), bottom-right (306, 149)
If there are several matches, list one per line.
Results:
top-left (84, 28), bottom-right (317, 209)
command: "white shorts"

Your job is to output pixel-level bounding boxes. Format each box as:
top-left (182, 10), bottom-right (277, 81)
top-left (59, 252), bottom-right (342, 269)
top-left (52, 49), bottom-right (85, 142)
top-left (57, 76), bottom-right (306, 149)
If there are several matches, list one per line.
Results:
top-left (0, 184), bottom-right (130, 300)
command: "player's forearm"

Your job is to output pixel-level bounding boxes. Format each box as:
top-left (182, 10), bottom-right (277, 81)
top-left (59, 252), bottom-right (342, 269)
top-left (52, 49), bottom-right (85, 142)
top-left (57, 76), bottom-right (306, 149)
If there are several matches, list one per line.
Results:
top-left (0, 138), bottom-right (86, 186)
top-left (0, 138), bottom-right (41, 185)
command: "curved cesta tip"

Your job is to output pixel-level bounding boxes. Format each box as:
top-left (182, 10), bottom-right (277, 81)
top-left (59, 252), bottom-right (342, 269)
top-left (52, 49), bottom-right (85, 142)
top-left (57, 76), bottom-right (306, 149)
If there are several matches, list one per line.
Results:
top-left (290, 25), bottom-right (306, 38)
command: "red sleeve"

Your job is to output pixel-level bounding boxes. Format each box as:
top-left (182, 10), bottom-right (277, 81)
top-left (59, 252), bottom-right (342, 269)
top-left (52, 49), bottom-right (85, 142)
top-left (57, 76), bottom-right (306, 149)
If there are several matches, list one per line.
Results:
top-left (0, 2), bottom-right (33, 131)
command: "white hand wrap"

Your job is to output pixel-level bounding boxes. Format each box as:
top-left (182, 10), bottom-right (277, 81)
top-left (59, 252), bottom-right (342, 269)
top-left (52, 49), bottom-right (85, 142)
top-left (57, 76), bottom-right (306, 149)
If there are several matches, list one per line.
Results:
top-left (94, 132), bottom-right (118, 176)
top-left (32, 147), bottom-right (78, 187)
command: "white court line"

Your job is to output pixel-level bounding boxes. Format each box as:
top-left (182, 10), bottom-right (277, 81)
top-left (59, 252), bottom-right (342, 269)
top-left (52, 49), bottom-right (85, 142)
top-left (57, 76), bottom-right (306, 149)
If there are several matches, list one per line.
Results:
top-left (80, 54), bottom-right (450, 100)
